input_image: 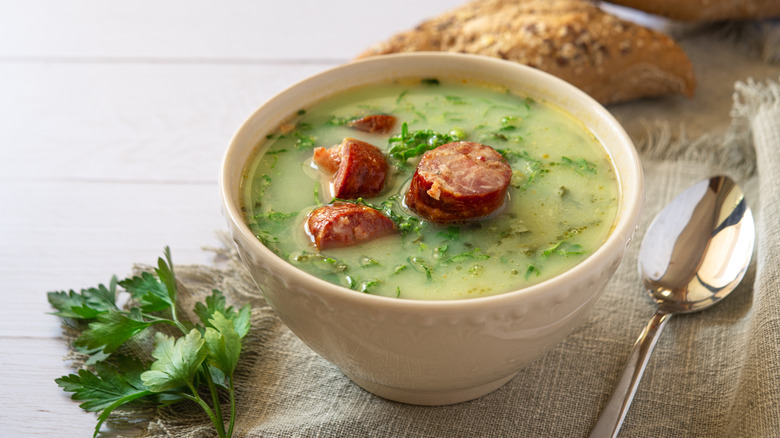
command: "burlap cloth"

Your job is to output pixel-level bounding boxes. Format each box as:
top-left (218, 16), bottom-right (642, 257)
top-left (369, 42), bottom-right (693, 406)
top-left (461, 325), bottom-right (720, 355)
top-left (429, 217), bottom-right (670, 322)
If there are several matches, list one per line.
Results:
top-left (91, 23), bottom-right (780, 438)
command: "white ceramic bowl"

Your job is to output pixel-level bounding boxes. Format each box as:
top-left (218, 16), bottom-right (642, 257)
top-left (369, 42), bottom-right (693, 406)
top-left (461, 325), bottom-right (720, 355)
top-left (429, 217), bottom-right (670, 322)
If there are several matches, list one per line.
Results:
top-left (220, 53), bottom-right (643, 405)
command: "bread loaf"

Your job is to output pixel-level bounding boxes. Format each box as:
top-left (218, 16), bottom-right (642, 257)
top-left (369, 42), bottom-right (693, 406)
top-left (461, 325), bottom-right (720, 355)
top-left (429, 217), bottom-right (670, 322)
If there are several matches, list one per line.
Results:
top-left (356, 0), bottom-right (695, 105)
top-left (605, 0), bottom-right (780, 22)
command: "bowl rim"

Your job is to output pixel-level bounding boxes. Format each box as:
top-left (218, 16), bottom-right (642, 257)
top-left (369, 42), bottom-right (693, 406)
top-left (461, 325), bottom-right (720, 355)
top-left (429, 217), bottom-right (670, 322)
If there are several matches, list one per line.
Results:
top-left (220, 52), bottom-right (644, 311)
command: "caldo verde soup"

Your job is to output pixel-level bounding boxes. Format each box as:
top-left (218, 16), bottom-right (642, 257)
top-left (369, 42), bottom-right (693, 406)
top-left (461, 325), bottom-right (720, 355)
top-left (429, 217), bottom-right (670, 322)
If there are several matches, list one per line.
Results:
top-left (241, 78), bottom-right (618, 300)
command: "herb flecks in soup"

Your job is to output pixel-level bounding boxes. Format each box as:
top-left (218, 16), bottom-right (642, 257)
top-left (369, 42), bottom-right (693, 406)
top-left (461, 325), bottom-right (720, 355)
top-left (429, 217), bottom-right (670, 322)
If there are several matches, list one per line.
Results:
top-left (241, 78), bottom-right (618, 300)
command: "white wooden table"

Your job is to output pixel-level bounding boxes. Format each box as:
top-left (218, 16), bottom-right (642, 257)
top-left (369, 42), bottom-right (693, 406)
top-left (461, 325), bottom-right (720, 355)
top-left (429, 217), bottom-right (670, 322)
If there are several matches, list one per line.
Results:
top-left (0, 1), bottom-right (468, 434)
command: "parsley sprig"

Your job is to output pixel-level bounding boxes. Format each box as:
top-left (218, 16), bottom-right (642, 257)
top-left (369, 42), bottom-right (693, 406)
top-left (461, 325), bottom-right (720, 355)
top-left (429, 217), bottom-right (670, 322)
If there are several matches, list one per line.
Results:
top-left (48, 247), bottom-right (250, 438)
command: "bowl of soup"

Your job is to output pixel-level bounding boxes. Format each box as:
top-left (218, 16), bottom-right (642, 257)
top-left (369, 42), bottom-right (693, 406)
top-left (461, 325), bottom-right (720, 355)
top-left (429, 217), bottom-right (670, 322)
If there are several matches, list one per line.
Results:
top-left (220, 52), bottom-right (643, 405)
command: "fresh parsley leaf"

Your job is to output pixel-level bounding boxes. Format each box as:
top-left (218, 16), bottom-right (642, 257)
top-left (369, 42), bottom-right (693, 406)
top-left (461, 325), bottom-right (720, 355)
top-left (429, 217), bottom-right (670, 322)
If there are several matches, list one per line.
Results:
top-left (50, 247), bottom-right (251, 438)
top-left (194, 289), bottom-right (232, 327)
top-left (75, 308), bottom-right (153, 354)
top-left (118, 271), bottom-right (172, 313)
top-left (74, 344), bottom-right (113, 366)
top-left (56, 361), bottom-right (151, 412)
top-left (56, 360), bottom-right (154, 438)
top-left (194, 290), bottom-right (251, 340)
top-left (141, 330), bottom-right (207, 393)
top-left (204, 312), bottom-right (242, 377)
top-left (47, 279), bottom-right (118, 320)
top-left (155, 247), bottom-right (178, 308)
top-left (231, 306), bottom-right (251, 340)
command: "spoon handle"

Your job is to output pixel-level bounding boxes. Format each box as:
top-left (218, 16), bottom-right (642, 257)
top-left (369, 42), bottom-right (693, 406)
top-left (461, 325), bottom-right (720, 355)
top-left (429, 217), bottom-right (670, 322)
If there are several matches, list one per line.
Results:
top-left (589, 310), bottom-right (672, 438)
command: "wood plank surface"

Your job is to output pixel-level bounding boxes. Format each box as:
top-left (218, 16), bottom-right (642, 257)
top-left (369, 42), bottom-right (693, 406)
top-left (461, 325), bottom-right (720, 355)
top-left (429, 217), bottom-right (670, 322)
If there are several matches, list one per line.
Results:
top-left (0, 1), bottom-right (459, 60)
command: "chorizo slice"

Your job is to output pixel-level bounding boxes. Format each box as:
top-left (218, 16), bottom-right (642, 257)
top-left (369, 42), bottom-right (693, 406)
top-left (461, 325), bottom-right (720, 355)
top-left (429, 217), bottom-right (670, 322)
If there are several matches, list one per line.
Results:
top-left (306, 202), bottom-right (396, 249)
top-left (312, 144), bottom-right (341, 174)
top-left (404, 141), bottom-right (512, 223)
top-left (347, 114), bottom-right (397, 134)
top-left (313, 137), bottom-right (388, 199)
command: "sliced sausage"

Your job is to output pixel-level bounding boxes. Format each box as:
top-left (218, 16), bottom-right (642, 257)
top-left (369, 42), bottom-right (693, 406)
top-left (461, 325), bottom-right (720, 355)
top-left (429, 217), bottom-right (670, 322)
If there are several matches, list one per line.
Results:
top-left (306, 202), bottom-right (396, 249)
top-left (404, 141), bottom-right (512, 223)
top-left (313, 137), bottom-right (388, 199)
top-left (312, 144), bottom-right (341, 174)
top-left (347, 114), bottom-right (397, 134)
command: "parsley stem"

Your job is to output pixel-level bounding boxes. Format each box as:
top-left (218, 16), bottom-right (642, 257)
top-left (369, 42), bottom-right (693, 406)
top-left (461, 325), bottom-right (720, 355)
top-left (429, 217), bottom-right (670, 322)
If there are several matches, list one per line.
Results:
top-left (142, 314), bottom-right (189, 335)
top-left (92, 390), bottom-right (154, 438)
top-left (169, 305), bottom-right (189, 335)
top-left (204, 367), bottom-right (226, 437)
top-left (227, 376), bottom-right (237, 437)
top-left (180, 384), bottom-right (227, 438)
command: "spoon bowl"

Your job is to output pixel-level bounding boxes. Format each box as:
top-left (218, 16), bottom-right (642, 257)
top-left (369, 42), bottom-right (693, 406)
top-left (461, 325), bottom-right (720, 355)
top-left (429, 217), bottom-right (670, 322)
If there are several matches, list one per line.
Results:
top-left (590, 175), bottom-right (755, 437)
top-left (639, 176), bottom-right (754, 314)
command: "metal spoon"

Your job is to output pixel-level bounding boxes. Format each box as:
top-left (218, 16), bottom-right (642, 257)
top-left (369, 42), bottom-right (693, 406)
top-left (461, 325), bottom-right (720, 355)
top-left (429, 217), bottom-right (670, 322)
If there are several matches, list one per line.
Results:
top-left (589, 175), bottom-right (755, 438)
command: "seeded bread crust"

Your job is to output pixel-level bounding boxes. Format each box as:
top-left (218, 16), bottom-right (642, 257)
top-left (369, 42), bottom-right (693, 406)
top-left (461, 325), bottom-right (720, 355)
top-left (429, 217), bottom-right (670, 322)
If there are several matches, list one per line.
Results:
top-left (356, 0), bottom-right (695, 105)
top-left (606, 0), bottom-right (780, 22)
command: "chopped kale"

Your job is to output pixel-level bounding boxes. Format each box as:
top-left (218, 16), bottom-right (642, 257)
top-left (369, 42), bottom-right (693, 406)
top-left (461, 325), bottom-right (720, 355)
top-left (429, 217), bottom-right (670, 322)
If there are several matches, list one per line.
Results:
top-left (387, 122), bottom-right (460, 164)
top-left (408, 256), bottom-right (433, 280)
top-left (292, 251), bottom-right (348, 274)
top-left (558, 156), bottom-right (597, 175)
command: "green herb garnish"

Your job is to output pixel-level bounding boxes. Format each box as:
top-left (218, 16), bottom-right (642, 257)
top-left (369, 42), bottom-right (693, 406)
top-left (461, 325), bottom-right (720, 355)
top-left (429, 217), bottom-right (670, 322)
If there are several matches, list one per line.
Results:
top-left (444, 247), bottom-right (490, 264)
top-left (393, 264), bottom-right (409, 275)
top-left (359, 279), bottom-right (380, 293)
top-left (445, 95), bottom-right (468, 105)
top-left (525, 264), bottom-right (541, 280)
top-left (541, 241), bottom-right (586, 257)
top-left (437, 226), bottom-right (460, 241)
top-left (360, 256), bottom-right (381, 267)
top-left (327, 115), bottom-right (357, 126)
top-left (559, 156), bottom-right (597, 175)
top-left (408, 256), bottom-right (433, 280)
top-left (498, 149), bottom-right (549, 189)
top-left (294, 132), bottom-right (317, 149)
top-left (250, 210), bottom-right (297, 246)
top-left (387, 122), bottom-right (460, 164)
top-left (48, 247), bottom-right (251, 438)
top-left (293, 251), bottom-right (349, 273)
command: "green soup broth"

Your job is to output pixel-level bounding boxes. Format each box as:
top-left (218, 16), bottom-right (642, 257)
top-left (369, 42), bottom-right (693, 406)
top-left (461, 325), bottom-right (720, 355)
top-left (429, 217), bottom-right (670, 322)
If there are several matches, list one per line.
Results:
top-left (240, 78), bottom-right (618, 300)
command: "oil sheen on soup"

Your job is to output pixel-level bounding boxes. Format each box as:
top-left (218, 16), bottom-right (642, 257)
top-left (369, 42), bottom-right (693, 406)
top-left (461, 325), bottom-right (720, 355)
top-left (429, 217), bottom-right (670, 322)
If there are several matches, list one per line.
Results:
top-left (241, 78), bottom-right (618, 300)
